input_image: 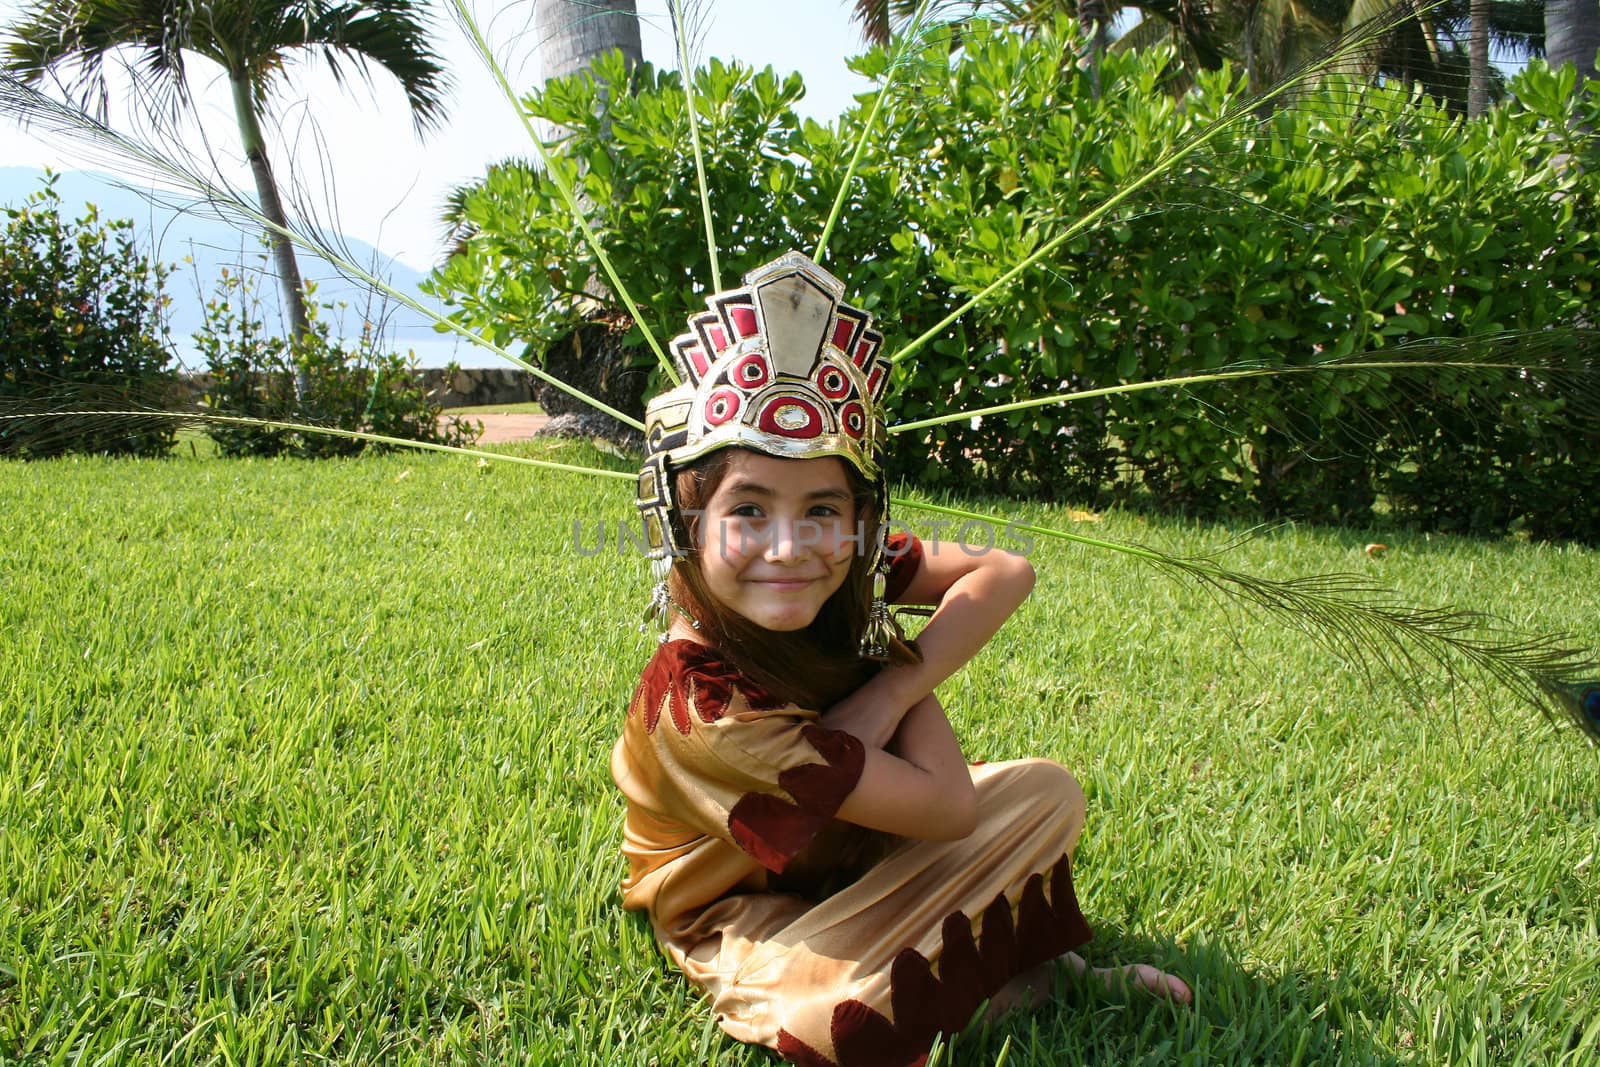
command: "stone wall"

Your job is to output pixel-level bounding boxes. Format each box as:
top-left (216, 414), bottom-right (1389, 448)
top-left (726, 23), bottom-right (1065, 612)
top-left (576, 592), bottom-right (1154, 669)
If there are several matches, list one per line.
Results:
top-left (177, 368), bottom-right (535, 410)
top-left (417, 367), bottom-right (535, 409)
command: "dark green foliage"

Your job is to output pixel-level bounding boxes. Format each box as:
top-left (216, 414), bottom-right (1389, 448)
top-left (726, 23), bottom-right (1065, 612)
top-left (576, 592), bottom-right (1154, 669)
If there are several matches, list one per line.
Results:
top-left (0, 174), bottom-right (177, 458)
top-left (197, 267), bottom-right (476, 458)
top-left (429, 21), bottom-right (1600, 540)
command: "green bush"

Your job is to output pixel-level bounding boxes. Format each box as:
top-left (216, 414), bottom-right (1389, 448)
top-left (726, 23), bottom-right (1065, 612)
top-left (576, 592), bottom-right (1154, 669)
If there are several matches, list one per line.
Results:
top-left (198, 267), bottom-right (477, 458)
top-left (428, 21), bottom-right (1600, 540)
top-left (0, 175), bottom-right (178, 458)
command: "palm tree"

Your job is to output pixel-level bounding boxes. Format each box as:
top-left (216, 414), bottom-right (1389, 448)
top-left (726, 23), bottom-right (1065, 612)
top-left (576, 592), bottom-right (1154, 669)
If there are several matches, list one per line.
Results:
top-left (536, 0), bottom-right (641, 84)
top-left (1468, 0), bottom-right (1489, 115)
top-left (1545, 0), bottom-right (1599, 90)
top-left (525, 0), bottom-right (643, 438)
top-left (851, 0), bottom-right (1542, 110)
top-left (3, 0), bottom-right (449, 372)
top-left (535, 0), bottom-right (640, 145)
top-left (850, 0), bottom-right (1223, 73)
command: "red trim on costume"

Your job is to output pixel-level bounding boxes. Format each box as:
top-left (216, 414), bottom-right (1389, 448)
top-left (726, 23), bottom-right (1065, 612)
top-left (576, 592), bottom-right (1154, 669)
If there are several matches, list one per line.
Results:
top-left (883, 533), bottom-right (923, 604)
top-left (727, 724), bottom-right (865, 874)
top-left (773, 854), bottom-right (1092, 1067)
top-left (816, 364), bottom-right (852, 400)
top-left (734, 353), bottom-right (771, 389)
top-left (630, 641), bottom-right (785, 735)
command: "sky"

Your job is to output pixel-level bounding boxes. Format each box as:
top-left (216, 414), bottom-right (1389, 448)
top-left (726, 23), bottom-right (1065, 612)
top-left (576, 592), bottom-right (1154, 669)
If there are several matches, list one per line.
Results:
top-left (0, 1), bottom-right (875, 271)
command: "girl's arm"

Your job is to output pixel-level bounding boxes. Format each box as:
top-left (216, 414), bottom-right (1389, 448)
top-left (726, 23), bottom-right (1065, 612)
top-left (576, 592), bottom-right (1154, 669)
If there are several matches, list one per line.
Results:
top-left (828, 692), bottom-right (976, 840)
top-left (826, 545), bottom-right (1036, 749)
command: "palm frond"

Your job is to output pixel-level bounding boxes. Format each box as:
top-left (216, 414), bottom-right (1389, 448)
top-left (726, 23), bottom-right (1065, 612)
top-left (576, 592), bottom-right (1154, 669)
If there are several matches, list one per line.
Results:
top-left (0, 71), bottom-right (645, 430)
top-left (2, 0), bottom-right (191, 120)
top-left (297, 0), bottom-right (453, 134)
top-left (851, 0), bottom-right (894, 47)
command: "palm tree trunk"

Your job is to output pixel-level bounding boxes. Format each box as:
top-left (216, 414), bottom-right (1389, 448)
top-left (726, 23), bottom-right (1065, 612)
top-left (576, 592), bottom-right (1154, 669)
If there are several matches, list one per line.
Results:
top-left (1546, 0), bottom-right (1600, 89)
top-left (1079, 0), bottom-right (1109, 98)
top-left (534, 0), bottom-right (643, 439)
top-left (1242, 0), bottom-right (1260, 94)
top-left (229, 72), bottom-right (311, 400)
top-left (1468, 0), bottom-right (1490, 117)
top-left (535, 0), bottom-right (641, 84)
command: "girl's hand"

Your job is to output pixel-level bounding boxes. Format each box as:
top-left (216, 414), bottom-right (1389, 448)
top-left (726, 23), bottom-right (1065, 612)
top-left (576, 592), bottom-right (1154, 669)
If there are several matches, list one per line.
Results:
top-left (879, 544), bottom-right (1037, 709)
top-left (822, 679), bottom-right (918, 751)
top-left (823, 544), bottom-right (1036, 750)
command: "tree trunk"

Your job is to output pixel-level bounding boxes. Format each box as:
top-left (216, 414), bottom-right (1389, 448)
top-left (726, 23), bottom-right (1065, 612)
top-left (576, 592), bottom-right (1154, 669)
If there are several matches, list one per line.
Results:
top-left (1242, 0), bottom-right (1260, 94)
top-left (533, 0), bottom-right (645, 442)
top-left (230, 72), bottom-right (311, 401)
top-left (1546, 0), bottom-right (1600, 89)
top-left (1468, 0), bottom-right (1490, 117)
top-left (535, 0), bottom-right (642, 84)
top-left (1078, 0), bottom-right (1109, 98)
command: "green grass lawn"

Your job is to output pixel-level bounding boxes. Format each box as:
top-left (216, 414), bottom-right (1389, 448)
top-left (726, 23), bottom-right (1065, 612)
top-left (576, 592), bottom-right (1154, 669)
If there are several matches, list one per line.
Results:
top-left (441, 402), bottom-right (545, 416)
top-left (2, 450), bottom-right (1596, 1066)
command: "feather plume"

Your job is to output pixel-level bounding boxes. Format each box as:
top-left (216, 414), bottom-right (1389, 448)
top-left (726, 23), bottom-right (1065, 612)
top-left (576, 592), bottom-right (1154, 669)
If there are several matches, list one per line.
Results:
top-left (2, 0), bottom-right (1592, 750)
top-left (899, 498), bottom-right (1600, 743)
top-left (0, 404), bottom-right (635, 481)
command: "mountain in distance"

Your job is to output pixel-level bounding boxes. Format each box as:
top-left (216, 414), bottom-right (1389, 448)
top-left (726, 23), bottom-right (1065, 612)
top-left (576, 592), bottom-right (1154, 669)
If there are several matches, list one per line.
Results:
top-left (1, 166), bottom-right (500, 368)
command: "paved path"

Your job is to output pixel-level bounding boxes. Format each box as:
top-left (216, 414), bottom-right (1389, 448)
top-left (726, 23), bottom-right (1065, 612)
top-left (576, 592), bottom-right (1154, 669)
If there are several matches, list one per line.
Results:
top-left (441, 412), bottom-right (550, 443)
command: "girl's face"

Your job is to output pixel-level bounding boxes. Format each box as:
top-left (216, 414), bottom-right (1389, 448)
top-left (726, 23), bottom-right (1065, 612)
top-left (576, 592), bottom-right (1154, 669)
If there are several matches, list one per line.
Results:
top-left (693, 451), bottom-right (859, 632)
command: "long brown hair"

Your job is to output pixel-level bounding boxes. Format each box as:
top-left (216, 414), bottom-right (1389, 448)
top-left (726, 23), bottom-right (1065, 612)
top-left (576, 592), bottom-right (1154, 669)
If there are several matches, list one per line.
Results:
top-left (669, 448), bottom-right (920, 709)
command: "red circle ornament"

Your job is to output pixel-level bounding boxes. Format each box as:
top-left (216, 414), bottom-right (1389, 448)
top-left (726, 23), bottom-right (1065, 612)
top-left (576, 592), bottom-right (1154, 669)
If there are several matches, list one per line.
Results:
top-left (840, 402), bottom-right (866, 439)
top-left (816, 363), bottom-right (852, 400)
top-left (705, 388), bottom-right (742, 425)
top-left (733, 354), bottom-right (770, 389)
top-left (758, 397), bottom-right (823, 438)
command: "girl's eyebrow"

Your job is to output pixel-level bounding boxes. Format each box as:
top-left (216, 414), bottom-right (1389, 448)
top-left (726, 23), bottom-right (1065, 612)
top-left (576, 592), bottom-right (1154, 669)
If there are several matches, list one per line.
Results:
top-left (724, 479), bottom-right (851, 502)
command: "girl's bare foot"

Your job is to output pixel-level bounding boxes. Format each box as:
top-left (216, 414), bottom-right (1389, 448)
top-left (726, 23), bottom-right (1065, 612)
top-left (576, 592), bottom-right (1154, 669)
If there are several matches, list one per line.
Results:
top-left (986, 953), bottom-right (1192, 1020)
top-left (985, 962), bottom-right (1053, 1019)
top-left (1063, 951), bottom-right (1193, 1005)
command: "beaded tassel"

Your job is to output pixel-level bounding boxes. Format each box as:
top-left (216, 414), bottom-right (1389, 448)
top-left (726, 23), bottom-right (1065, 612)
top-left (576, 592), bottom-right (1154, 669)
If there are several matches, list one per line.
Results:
top-left (641, 556), bottom-right (674, 640)
top-left (858, 566), bottom-right (893, 660)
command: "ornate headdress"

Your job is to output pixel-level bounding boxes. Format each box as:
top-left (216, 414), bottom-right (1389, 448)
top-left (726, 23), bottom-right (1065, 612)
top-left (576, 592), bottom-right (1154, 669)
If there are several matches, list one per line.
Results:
top-left (635, 251), bottom-right (899, 655)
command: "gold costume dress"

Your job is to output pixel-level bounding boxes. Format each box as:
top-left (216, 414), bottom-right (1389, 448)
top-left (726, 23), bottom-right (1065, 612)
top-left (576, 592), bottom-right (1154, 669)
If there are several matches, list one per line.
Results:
top-left (611, 538), bottom-right (1093, 1067)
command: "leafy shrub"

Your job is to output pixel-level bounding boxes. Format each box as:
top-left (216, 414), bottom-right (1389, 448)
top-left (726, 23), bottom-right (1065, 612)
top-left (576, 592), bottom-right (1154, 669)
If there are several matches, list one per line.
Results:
top-left (428, 21), bottom-right (1600, 540)
top-left (197, 267), bottom-right (477, 458)
top-left (0, 175), bottom-right (177, 458)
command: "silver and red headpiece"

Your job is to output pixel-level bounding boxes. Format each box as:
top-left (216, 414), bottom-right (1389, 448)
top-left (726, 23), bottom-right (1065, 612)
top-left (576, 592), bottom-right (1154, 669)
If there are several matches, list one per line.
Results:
top-left (636, 251), bottom-right (893, 561)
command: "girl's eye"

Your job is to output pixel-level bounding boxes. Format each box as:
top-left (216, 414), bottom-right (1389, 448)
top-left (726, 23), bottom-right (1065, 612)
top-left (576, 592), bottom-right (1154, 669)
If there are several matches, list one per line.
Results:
top-left (729, 503), bottom-right (764, 518)
top-left (808, 505), bottom-right (842, 518)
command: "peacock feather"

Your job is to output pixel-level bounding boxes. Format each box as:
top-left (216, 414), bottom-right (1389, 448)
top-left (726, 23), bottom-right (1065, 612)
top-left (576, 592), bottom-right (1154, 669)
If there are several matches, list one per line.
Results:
top-left (1, 0), bottom-right (1596, 746)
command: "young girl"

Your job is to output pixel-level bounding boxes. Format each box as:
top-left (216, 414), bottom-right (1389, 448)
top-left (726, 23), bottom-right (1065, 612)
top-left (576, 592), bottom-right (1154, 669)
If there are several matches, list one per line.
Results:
top-left (612, 253), bottom-right (1188, 1067)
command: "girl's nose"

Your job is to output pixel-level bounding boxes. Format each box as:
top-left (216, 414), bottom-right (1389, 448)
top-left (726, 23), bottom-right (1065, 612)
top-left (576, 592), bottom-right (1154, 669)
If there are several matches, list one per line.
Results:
top-left (763, 517), bottom-right (821, 562)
